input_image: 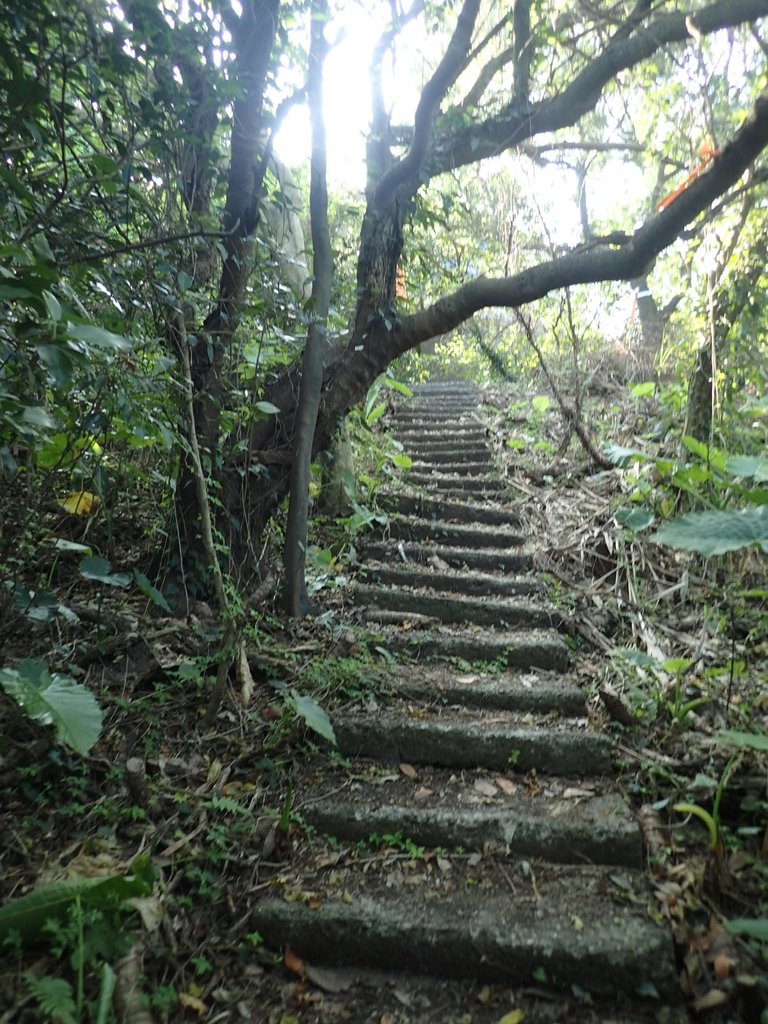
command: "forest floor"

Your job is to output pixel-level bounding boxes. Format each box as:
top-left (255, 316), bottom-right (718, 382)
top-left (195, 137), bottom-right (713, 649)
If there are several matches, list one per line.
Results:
top-left (0, 378), bottom-right (766, 1024)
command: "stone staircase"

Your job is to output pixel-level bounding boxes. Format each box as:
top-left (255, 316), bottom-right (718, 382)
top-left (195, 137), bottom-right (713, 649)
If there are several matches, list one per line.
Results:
top-left (252, 381), bottom-right (678, 1008)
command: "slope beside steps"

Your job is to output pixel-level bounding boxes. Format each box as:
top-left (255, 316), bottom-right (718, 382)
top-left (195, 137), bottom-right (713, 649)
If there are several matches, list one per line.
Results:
top-left (252, 381), bottom-right (678, 1008)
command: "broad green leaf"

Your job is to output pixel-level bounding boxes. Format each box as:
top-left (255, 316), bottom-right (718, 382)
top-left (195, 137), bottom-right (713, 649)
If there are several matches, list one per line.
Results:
top-left (383, 378), bottom-right (413, 398)
top-left (726, 455), bottom-right (768, 482)
top-left (680, 435), bottom-right (709, 459)
top-left (133, 570), bottom-right (172, 613)
top-left (630, 381), bottom-right (656, 399)
top-left (715, 729), bottom-right (768, 752)
top-left (35, 344), bottom-right (77, 389)
top-left (287, 690), bottom-right (336, 744)
top-left (255, 400), bottom-right (280, 415)
top-left (0, 660), bottom-right (103, 755)
top-left (532, 395), bottom-right (550, 414)
top-left (42, 289), bottom-right (61, 322)
top-left (614, 508), bottom-right (655, 531)
top-left (652, 506), bottom-right (768, 556)
top-left (0, 857), bottom-right (154, 945)
top-left (366, 402), bottom-right (386, 426)
top-left (605, 445), bottom-right (651, 467)
top-left (724, 918), bottom-right (768, 942)
top-left (390, 453), bottom-right (412, 470)
top-left (177, 270), bottom-right (194, 292)
top-left (79, 555), bottom-right (131, 587)
top-left (66, 322), bottom-right (132, 352)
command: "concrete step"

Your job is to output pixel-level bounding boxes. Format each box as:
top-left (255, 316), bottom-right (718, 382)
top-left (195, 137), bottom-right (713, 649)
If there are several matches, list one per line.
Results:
top-left (331, 708), bottom-right (606, 774)
top-left (406, 447), bottom-right (492, 464)
top-left (410, 460), bottom-right (493, 476)
top-left (352, 583), bottom-right (556, 629)
top-left (386, 516), bottom-right (525, 549)
top-left (404, 472), bottom-right (506, 494)
top-left (359, 562), bottom-right (539, 598)
top-left (361, 540), bottom-right (533, 574)
top-left (251, 863), bottom-right (677, 997)
top-left (394, 424), bottom-right (486, 437)
top-left (302, 776), bottom-right (642, 866)
top-left (380, 626), bottom-right (568, 671)
top-left (389, 664), bottom-right (587, 715)
top-left (375, 490), bottom-right (521, 527)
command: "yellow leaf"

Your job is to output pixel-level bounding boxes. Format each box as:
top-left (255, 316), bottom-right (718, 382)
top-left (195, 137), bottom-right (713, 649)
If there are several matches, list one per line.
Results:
top-left (178, 992), bottom-right (207, 1015)
top-left (498, 1011), bottom-right (525, 1024)
top-left (60, 490), bottom-right (100, 516)
top-left (571, 914), bottom-right (584, 932)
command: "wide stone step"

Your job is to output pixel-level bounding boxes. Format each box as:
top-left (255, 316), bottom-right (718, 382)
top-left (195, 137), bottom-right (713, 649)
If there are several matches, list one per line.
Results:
top-left (391, 438), bottom-right (489, 455)
top-left (386, 516), bottom-right (525, 549)
top-left (404, 472), bottom-right (505, 494)
top-left (303, 782), bottom-right (642, 866)
top-left (251, 864), bottom-right (677, 997)
top-left (394, 427), bottom-right (487, 442)
top-left (362, 540), bottom-right (533, 574)
top-left (406, 447), bottom-right (492, 464)
top-left (375, 490), bottom-right (521, 527)
top-left (331, 710), bottom-right (607, 774)
top-left (390, 665), bottom-right (587, 715)
top-left (380, 626), bottom-right (568, 670)
top-left (352, 583), bottom-right (555, 629)
top-left (410, 460), bottom-right (493, 477)
top-left (360, 562), bottom-right (539, 598)
top-left (392, 411), bottom-right (481, 424)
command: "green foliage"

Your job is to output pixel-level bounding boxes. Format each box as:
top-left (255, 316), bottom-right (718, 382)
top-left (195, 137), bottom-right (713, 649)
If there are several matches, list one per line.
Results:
top-left (0, 856), bottom-right (154, 948)
top-left (284, 689), bottom-right (337, 745)
top-left (0, 660), bottom-right (103, 756)
top-left (652, 506), bottom-right (768, 556)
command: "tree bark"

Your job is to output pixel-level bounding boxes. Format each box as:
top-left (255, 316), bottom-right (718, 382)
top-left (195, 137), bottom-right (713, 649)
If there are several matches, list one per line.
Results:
top-left (283, 0), bottom-right (332, 617)
top-left (172, 0), bottom-right (280, 601)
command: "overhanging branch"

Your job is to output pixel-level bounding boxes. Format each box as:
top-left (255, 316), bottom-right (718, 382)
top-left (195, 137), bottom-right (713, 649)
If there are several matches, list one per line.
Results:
top-left (392, 85), bottom-right (768, 355)
top-left (430, 0), bottom-right (768, 173)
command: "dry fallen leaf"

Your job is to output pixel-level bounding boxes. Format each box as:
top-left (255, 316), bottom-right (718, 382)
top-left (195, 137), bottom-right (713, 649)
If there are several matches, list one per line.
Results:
top-left (495, 777), bottom-right (517, 795)
top-left (305, 965), bottom-right (355, 993)
top-left (399, 762), bottom-right (418, 779)
top-left (713, 953), bottom-right (735, 984)
top-left (284, 945), bottom-right (305, 978)
top-left (178, 992), bottom-right (208, 1016)
top-left (60, 490), bottom-right (100, 516)
top-left (693, 989), bottom-right (728, 1012)
top-left (474, 778), bottom-right (498, 797)
top-left (498, 1010), bottom-right (525, 1024)
top-left (236, 642), bottom-right (255, 705)
top-left (413, 786), bottom-right (433, 801)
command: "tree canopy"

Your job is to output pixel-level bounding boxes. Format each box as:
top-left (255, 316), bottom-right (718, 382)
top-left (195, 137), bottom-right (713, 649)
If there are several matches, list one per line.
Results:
top-left (2, 0), bottom-right (768, 599)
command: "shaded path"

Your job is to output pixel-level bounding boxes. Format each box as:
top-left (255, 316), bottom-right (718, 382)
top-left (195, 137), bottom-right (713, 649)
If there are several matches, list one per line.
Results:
top-left (253, 382), bottom-right (678, 1010)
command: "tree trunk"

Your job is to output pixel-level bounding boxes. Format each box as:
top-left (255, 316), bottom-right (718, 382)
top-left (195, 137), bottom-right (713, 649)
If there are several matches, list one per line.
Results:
top-left (283, 0), bottom-right (332, 617)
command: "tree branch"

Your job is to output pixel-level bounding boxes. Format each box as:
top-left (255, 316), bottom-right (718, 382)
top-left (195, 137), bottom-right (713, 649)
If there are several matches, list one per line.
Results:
top-left (389, 84), bottom-right (768, 355)
top-left (429, 0), bottom-right (768, 173)
top-left (373, 0), bottom-right (481, 207)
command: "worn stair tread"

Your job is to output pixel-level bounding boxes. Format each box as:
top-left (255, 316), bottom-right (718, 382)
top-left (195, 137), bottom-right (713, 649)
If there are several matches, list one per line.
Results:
top-left (361, 539), bottom-right (533, 574)
top-left (331, 709), bottom-right (609, 775)
top-left (380, 625), bottom-right (568, 671)
top-left (351, 583), bottom-right (556, 629)
top-left (302, 781), bottom-right (641, 866)
top-left (359, 562), bottom-right (540, 598)
top-left (386, 516), bottom-right (525, 548)
top-left (394, 427), bottom-right (488, 441)
top-left (375, 489), bottom-right (522, 526)
top-left (404, 472), bottom-right (507, 493)
top-left (410, 460), bottom-right (494, 477)
top-left (408, 448), bottom-right (493, 463)
top-left (251, 862), bottom-right (676, 997)
top-left (388, 664), bottom-right (586, 715)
